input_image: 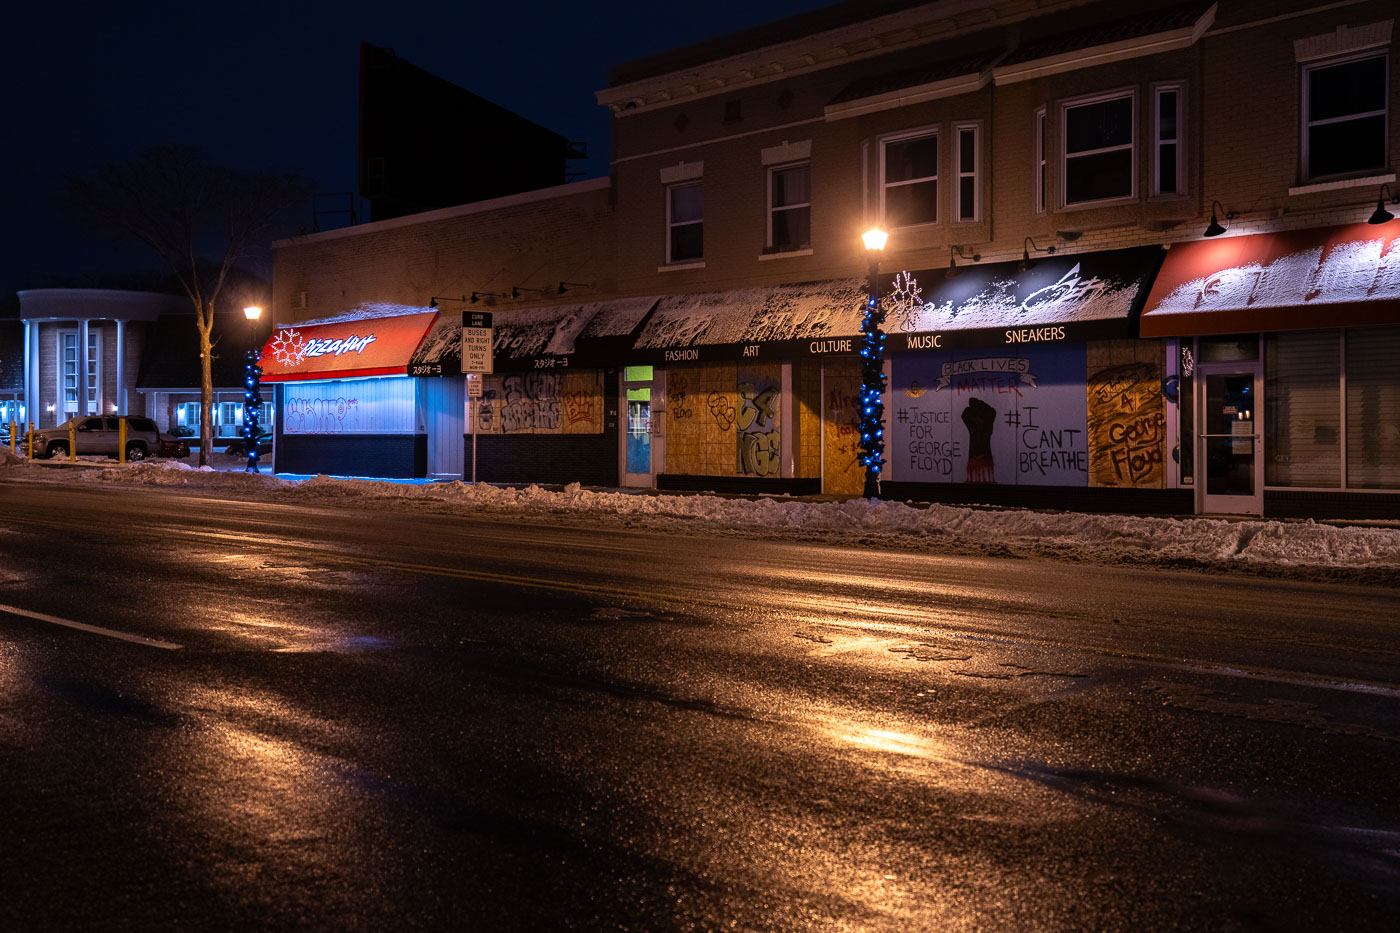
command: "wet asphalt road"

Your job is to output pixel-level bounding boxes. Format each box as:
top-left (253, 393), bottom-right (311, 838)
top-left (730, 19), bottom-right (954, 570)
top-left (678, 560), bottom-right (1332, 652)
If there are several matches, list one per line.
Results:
top-left (1, 477), bottom-right (1398, 932)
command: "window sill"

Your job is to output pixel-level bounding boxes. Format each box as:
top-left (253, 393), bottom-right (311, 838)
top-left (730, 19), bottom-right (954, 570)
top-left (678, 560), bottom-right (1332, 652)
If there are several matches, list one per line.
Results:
top-left (758, 248), bottom-right (813, 261)
top-left (1058, 195), bottom-right (1138, 212)
top-left (1288, 172), bottom-right (1395, 196)
top-left (657, 261), bottom-right (706, 272)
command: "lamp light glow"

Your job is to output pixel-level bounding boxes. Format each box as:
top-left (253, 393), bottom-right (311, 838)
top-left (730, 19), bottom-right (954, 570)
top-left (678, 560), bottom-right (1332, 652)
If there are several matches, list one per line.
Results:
top-left (862, 228), bottom-right (888, 252)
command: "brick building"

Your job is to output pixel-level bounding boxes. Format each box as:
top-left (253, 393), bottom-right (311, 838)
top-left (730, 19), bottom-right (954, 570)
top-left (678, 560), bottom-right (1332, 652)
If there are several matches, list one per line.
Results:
top-left (272, 0), bottom-right (1399, 517)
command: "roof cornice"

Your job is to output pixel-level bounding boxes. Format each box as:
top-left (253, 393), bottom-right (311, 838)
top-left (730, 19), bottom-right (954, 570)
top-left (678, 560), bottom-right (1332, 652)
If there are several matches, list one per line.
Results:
top-left (596, 0), bottom-right (1095, 116)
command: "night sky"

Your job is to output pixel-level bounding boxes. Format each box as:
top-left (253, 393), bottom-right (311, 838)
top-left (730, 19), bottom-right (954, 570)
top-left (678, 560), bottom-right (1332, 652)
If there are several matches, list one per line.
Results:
top-left (4, 0), bottom-right (833, 304)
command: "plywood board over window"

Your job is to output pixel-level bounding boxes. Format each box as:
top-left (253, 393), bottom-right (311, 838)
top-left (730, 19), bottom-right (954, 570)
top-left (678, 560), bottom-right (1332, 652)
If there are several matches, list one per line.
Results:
top-left (822, 358), bottom-right (864, 496)
top-left (1086, 341), bottom-right (1165, 488)
top-left (473, 370), bottom-right (604, 435)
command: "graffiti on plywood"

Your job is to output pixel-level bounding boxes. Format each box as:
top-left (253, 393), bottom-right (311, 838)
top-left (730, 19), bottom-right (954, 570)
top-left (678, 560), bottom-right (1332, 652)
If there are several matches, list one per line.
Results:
top-left (737, 377), bottom-right (780, 476)
top-left (1087, 361), bottom-right (1165, 487)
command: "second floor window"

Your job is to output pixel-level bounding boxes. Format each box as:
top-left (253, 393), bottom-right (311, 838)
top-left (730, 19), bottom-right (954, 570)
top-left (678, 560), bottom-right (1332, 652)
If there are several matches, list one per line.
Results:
top-left (768, 163), bottom-right (811, 252)
top-left (1034, 107), bottom-right (1047, 213)
top-left (1303, 52), bottom-right (1388, 181)
top-left (882, 131), bottom-right (938, 227)
top-left (667, 182), bottom-right (704, 263)
top-left (1062, 91), bottom-right (1135, 206)
top-left (1153, 83), bottom-right (1185, 196)
top-left (955, 124), bottom-right (980, 222)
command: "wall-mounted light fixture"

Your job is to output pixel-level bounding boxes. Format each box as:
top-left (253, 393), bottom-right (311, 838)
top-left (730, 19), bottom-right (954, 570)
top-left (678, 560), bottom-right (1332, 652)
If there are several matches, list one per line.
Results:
top-left (1019, 237), bottom-right (1055, 273)
top-left (469, 292), bottom-right (503, 304)
top-left (1203, 200), bottom-right (1234, 238)
top-left (428, 295), bottom-right (468, 309)
top-left (510, 286), bottom-right (548, 299)
top-left (557, 281), bottom-right (590, 295)
top-left (1368, 184), bottom-right (1397, 225)
top-left (946, 245), bottom-right (981, 278)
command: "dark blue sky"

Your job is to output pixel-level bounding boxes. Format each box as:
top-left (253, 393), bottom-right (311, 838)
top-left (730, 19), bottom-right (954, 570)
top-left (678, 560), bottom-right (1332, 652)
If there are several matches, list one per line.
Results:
top-left (4, 0), bottom-right (832, 299)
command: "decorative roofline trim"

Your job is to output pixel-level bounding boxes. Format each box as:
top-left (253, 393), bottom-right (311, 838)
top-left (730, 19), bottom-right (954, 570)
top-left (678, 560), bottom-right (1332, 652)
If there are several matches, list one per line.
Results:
top-left (596, 0), bottom-right (1088, 117)
top-left (992, 4), bottom-right (1216, 86)
top-left (824, 70), bottom-right (991, 121)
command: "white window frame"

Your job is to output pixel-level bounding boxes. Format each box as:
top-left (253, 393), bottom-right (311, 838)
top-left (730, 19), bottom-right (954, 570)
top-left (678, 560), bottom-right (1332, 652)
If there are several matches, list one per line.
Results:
top-left (665, 181), bottom-right (704, 264)
top-left (57, 328), bottom-right (102, 417)
top-left (1060, 88), bottom-right (1137, 209)
top-left (879, 126), bottom-right (940, 228)
top-left (1301, 51), bottom-right (1390, 182)
top-left (1033, 106), bottom-right (1048, 214)
top-left (766, 161), bottom-right (811, 252)
top-left (1152, 82), bottom-right (1187, 197)
top-left (954, 122), bottom-right (982, 223)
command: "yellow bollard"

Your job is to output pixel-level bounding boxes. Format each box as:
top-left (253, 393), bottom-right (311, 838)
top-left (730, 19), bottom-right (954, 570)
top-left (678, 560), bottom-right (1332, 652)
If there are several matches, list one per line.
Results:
top-left (7, 421), bottom-right (14, 454)
top-left (27, 422), bottom-right (34, 460)
top-left (118, 418), bottom-right (127, 464)
top-left (68, 421), bottom-right (76, 462)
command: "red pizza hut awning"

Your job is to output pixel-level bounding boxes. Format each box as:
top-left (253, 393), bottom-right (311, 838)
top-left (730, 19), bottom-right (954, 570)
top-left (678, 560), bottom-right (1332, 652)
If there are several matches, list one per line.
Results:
top-left (1140, 223), bottom-right (1400, 337)
top-left (260, 311), bottom-right (438, 382)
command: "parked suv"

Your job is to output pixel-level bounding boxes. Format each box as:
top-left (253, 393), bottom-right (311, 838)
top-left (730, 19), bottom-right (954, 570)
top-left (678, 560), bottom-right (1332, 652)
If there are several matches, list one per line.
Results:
top-left (28, 416), bottom-right (190, 461)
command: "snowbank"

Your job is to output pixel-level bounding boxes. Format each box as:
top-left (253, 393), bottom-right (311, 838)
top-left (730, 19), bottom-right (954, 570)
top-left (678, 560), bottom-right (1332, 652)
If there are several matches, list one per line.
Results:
top-left (4, 456), bottom-right (1398, 584)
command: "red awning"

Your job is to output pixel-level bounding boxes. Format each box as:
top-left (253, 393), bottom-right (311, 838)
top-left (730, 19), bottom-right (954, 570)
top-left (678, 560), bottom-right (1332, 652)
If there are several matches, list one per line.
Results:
top-left (1139, 223), bottom-right (1400, 337)
top-left (260, 311), bottom-right (438, 382)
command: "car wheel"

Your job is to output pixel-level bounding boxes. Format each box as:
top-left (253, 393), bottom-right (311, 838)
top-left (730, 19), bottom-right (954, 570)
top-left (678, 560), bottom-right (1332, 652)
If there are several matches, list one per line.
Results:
top-left (46, 442), bottom-right (68, 459)
top-left (125, 443), bottom-right (147, 462)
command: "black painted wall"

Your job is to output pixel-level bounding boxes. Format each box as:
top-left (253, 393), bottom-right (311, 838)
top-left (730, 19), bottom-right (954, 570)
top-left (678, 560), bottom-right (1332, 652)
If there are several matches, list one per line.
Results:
top-left (276, 432), bottom-right (428, 478)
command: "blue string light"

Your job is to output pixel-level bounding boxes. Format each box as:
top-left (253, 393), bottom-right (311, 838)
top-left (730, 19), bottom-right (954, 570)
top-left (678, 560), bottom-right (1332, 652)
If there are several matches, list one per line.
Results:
top-left (244, 347), bottom-right (263, 473)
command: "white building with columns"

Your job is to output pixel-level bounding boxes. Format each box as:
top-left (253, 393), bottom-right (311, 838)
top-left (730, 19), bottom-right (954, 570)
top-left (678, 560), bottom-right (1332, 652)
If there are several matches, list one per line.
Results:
top-left (14, 289), bottom-right (184, 428)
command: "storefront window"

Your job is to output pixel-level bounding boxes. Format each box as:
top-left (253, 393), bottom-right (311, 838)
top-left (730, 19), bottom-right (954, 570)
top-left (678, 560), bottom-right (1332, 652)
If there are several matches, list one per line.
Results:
top-left (1346, 327), bottom-right (1400, 489)
top-left (1265, 332), bottom-right (1340, 487)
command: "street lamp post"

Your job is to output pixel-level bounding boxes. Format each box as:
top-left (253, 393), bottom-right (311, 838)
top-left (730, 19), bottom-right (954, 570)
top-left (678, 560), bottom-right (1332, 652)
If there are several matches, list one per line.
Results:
top-left (859, 228), bottom-right (888, 499)
top-left (242, 306), bottom-right (264, 473)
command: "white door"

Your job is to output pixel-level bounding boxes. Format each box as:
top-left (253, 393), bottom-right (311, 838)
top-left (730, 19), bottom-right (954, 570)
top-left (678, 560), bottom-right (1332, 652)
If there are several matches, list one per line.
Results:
top-left (1197, 362), bottom-right (1263, 515)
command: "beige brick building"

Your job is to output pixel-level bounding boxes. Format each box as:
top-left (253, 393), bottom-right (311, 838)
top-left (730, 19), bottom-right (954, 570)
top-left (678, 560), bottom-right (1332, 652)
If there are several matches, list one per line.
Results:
top-left (269, 0), bottom-right (1400, 517)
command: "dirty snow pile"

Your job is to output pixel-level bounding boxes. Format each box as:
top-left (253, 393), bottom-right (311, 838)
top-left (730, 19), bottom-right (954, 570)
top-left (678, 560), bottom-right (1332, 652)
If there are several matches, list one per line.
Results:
top-left (4, 456), bottom-right (1399, 583)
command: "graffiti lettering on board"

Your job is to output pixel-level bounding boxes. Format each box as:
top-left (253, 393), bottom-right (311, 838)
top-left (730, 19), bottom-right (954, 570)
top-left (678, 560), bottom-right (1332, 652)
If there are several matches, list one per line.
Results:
top-left (707, 392), bottom-right (736, 430)
top-left (1088, 362), bottom-right (1165, 487)
top-left (669, 374), bottom-right (695, 421)
top-left (563, 391), bottom-right (596, 427)
top-left (737, 380), bottom-right (780, 476)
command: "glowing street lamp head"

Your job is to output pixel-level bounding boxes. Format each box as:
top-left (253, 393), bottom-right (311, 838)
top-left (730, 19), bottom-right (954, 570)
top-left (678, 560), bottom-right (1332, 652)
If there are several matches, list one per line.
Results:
top-left (243, 305), bottom-right (263, 321)
top-left (861, 228), bottom-right (888, 252)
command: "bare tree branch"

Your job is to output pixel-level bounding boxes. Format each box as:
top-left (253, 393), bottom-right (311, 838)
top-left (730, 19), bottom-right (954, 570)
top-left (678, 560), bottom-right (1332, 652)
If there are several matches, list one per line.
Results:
top-left (66, 146), bottom-right (312, 465)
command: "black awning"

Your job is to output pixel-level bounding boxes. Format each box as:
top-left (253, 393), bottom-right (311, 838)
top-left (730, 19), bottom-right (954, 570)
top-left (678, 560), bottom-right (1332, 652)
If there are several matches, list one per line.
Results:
top-left (885, 245), bottom-right (1165, 350)
top-left (488, 297), bottom-right (659, 372)
top-left (629, 279), bottom-right (867, 364)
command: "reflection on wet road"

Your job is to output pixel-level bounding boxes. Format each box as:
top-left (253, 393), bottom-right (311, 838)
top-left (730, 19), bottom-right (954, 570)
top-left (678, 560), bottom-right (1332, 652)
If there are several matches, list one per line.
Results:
top-left (1, 480), bottom-right (1398, 930)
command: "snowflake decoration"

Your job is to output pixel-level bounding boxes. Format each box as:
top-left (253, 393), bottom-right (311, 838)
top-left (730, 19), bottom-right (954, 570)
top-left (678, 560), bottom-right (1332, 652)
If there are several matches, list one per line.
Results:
top-left (886, 270), bottom-right (924, 333)
top-left (270, 328), bottom-right (307, 367)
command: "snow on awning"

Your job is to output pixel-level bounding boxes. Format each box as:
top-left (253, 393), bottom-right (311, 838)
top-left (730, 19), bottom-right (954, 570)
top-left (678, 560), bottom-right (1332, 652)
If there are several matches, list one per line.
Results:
top-left (885, 246), bottom-right (1163, 350)
top-left (1140, 223), bottom-right (1400, 337)
top-left (491, 296), bottom-right (660, 372)
top-left (630, 279), bottom-right (868, 364)
top-left (261, 311), bottom-right (438, 382)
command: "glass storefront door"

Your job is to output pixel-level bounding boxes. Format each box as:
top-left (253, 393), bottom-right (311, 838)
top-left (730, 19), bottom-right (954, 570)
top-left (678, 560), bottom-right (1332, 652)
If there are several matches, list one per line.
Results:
top-left (622, 366), bottom-right (657, 486)
top-left (1198, 363), bottom-right (1263, 514)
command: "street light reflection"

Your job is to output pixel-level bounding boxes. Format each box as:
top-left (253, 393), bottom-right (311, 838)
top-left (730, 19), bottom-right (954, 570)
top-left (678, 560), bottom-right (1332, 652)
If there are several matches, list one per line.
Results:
top-left (839, 727), bottom-right (939, 760)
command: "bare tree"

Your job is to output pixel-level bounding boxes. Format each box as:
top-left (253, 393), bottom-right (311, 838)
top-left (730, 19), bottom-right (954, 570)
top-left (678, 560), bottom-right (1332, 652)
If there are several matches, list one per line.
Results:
top-left (67, 146), bottom-right (310, 465)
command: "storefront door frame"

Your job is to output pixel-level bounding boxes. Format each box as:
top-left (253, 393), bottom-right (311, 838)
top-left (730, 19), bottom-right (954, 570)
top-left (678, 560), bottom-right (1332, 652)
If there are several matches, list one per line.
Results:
top-left (1196, 360), bottom-right (1264, 515)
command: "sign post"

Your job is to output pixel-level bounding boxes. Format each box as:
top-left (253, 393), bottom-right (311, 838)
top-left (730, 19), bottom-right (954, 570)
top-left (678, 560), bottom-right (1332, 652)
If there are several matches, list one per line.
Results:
top-left (461, 312), bottom-right (494, 484)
